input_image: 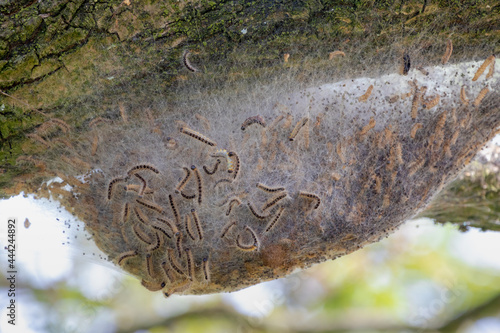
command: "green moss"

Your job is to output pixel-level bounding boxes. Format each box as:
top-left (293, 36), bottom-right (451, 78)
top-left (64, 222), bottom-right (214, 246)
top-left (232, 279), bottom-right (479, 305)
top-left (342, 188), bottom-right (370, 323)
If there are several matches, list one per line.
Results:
top-left (38, 28), bottom-right (89, 58)
top-left (0, 51), bottom-right (39, 87)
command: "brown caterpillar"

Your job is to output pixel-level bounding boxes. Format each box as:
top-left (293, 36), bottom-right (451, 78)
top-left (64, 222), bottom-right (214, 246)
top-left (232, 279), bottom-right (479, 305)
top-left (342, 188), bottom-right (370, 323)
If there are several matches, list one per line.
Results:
top-left (176, 232), bottom-right (183, 258)
top-left (127, 164), bottom-right (160, 176)
top-left (122, 203), bottom-right (130, 222)
top-left (116, 250), bottom-right (138, 266)
top-left (145, 253), bottom-right (154, 277)
top-left (168, 194), bottom-right (180, 225)
top-left (359, 117), bottom-right (376, 136)
top-left (136, 199), bottom-right (164, 214)
top-left (193, 166), bottom-right (203, 205)
top-left (486, 57), bottom-right (495, 79)
top-left (151, 220), bottom-right (173, 239)
top-left (27, 133), bottom-right (51, 148)
top-left (329, 50), bottom-right (345, 59)
top-left (202, 257), bottom-right (210, 282)
top-left (262, 192), bottom-right (287, 211)
top-left (256, 183), bottom-right (286, 193)
top-left (47, 118), bottom-right (71, 132)
top-left (184, 215), bottom-right (196, 241)
top-left (133, 206), bottom-right (150, 225)
top-left (241, 115), bottom-right (266, 130)
top-left (460, 86), bottom-right (469, 105)
top-left (212, 149), bottom-right (234, 173)
top-left (236, 226), bottom-right (259, 251)
top-left (157, 217), bottom-right (179, 234)
top-left (175, 167), bottom-right (192, 192)
top-left (411, 87), bottom-right (422, 119)
top-left (107, 177), bottom-right (125, 200)
top-left (298, 192), bottom-right (321, 210)
top-left (180, 127), bottom-right (217, 147)
top-left (89, 117), bottom-right (111, 128)
top-left (214, 178), bottom-right (232, 188)
top-left (473, 55), bottom-right (495, 81)
top-left (424, 95), bottom-right (440, 109)
top-left (91, 134), bottom-right (98, 156)
top-left (203, 159), bottom-right (220, 175)
top-left (220, 221), bottom-right (237, 238)
top-left (474, 86), bottom-right (490, 107)
top-left (228, 151), bottom-right (240, 179)
top-left (164, 279), bottom-right (192, 297)
top-left (441, 39), bottom-right (453, 65)
top-left (289, 117), bottom-right (309, 141)
top-left (146, 231), bottom-right (163, 252)
top-left (226, 197), bottom-right (242, 216)
top-left (161, 261), bottom-right (175, 283)
top-left (167, 248), bottom-right (187, 276)
top-left (124, 184), bottom-right (154, 195)
top-left (141, 279), bottom-right (165, 292)
top-left (191, 209), bottom-right (204, 241)
top-left (185, 248), bottom-right (195, 281)
top-left (133, 173), bottom-right (147, 196)
top-left (409, 158), bottom-right (426, 176)
top-left (133, 223), bottom-right (153, 245)
top-left (180, 191), bottom-right (196, 200)
top-left (248, 202), bottom-right (270, 219)
top-left (410, 123), bottom-right (423, 139)
top-left (265, 207), bottom-right (285, 232)
top-left (358, 85), bottom-right (374, 102)
top-left (183, 50), bottom-right (199, 72)
top-left (195, 113), bottom-right (211, 131)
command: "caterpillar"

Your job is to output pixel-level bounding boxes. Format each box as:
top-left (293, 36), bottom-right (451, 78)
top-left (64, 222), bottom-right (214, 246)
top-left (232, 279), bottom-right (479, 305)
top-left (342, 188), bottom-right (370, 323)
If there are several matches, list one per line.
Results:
top-left (236, 226), bottom-right (259, 252)
top-left (202, 257), bottom-right (210, 282)
top-left (107, 177), bottom-right (125, 200)
top-left (248, 202), bottom-right (270, 219)
top-left (133, 223), bottom-right (153, 245)
top-left (241, 115), bottom-right (266, 130)
top-left (424, 95), bottom-right (440, 109)
top-left (460, 85), bottom-right (469, 105)
top-left (180, 191), bottom-right (196, 200)
top-left (136, 198), bottom-right (164, 214)
top-left (180, 126), bottom-right (217, 147)
top-left (27, 133), bottom-right (51, 148)
top-left (161, 261), bottom-right (175, 283)
top-left (265, 207), bottom-right (285, 232)
top-left (133, 206), bottom-right (150, 225)
top-left (167, 248), bottom-right (187, 276)
top-left (359, 117), bottom-right (376, 136)
top-left (184, 214), bottom-right (196, 241)
top-left (441, 39), bottom-right (453, 65)
top-left (220, 221), bottom-right (237, 238)
top-left (176, 232), bottom-right (183, 258)
top-left (183, 50), bottom-right (199, 72)
top-left (175, 167), bottom-right (192, 193)
top-left (145, 253), bottom-right (154, 277)
top-left (410, 123), bottom-right (423, 139)
top-left (411, 87), bottom-right (422, 119)
top-left (116, 250), bottom-right (138, 266)
top-left (486, 57), bottom-right (495, 79)
top-left (88, 117), bottom-right (111, 128)
top-left (262, 192), bottom-right (288, 211)
top-left (127, 164), bottom-right (160, 176)
top-left (214, 178), bottom-right (232, 188)
top-left (124, 184), bottom-right (154, 195)
top-left (193, 166), bottom-right (203, 205)
top-left (329, 50), bottom-right (345, 59)
top-left (283, 53), bottom-right (290, 63)
top-left (228, 151), bottom-right (240, 178)
top-left (289, 117), bottom-right (309, 141)
top-left (168, 194), bottom-right (180, 225)
top-left (91, 134), bottom-right (98, 156)
top-left (191, 209), bottom-right (204, 241)
top-left (185, 248), bottom-right (195, 281)
top-left (211, 149), bottom-right (234, 173)
top-left (195, 113), bottom-right (211, 131)
top-left (203, 159), bottom-right (220, 175)
top-left (157, 217), bottom-right (179, 234)
top-left (408, 158), bottom-right (426, 176)
top-left (256, 183), bottom-right (286, 193)
top-left (472, 55), bottom-right (495, 81)
top-left (358, 85), bottom-right (374, 102)
top-left (226, 197), bottom-right (242, 216)
top-left (146, 231), bottom-right (163, 252)
top-left (165, 136), bottom-right (177, 150)
top-left (164, 279), bottom-right (192, 298)
top-left (133, 173), bottom-right (147, 196)
top-left (122, 203), bottom-right (130, 222)
top-left (141, 279), bottom-right (165, 292)
top-left (151, 220), bottom-right (173, 239)
top-left (298, 192), bottom-right (321, 210)
top-left (474, 86), bottom-right (490, 107)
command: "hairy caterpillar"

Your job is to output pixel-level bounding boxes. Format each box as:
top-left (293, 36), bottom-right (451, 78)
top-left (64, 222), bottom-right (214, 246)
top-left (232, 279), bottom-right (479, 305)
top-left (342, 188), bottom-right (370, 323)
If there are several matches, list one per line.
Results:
top-left (241, 115), bottom-right (266, 130)
top-left (473, 55), bottom-right (495, 81)
top-left (175, 167), bottom-right (192, 192)
top-left (168, 194), bottom-right (180, 225)
top-left (116, 250), bottom-right (138, 266)
top-left (289, 117), bottom-right (309, 141)
top-left (184, 215), bottom-right (196, 241)
top-left (298, 192), bottom-right (321, 210)
top-left (202, 257), bottom-right (211, 282)
top-left (226, 197), bottom-right (242, 216)
top-left (236, 226), bottom-right (259, 251)
top-left (191, 209), bottom-right (204, 241)
top-left (183, 50), bottom-right (199, 72)
top-left (248, 202), bottom-right (270, 219)
top-left (265, 207), bottom-right (285, 232)
top-left (441, 39), bottom-right (453, 65)
top-left (203, 159), bottom-right (220, 175)
top-left (474, 86), bottom-right (490, 107)
top-left (329, 50), bottom-right (345, 59)
top-left (256, 183), bottom-right (286, 193)
top-left (358, 85), bottom-right (374, 102)
top-left (261, 192), bottom-right (288, 211)
top-left (180, 126), bottom-right (217, 147)
top-left (220, 221), bottom-right (237, 238)
top-left (127, 164), bottom-right (160, 176)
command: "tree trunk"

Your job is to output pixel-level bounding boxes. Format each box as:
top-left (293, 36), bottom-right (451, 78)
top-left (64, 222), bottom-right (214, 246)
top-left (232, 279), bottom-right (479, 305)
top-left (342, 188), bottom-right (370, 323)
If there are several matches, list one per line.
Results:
top-left (1, 0), bottom-right (499, 296)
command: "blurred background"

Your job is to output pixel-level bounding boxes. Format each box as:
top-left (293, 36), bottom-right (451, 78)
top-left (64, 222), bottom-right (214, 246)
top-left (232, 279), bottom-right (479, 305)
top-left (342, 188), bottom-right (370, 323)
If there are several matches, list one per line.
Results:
top-left (0, 137), bottom-right (499, 333)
